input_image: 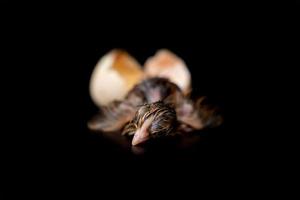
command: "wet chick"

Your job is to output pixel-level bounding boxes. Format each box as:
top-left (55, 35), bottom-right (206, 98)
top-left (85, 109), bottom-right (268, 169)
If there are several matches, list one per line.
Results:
top-left (88, 77), bottom-right (222, 146)
top-left (122, 101), bottom-right (177, 145)
top-left (88, 77), bottom-right (182, 132)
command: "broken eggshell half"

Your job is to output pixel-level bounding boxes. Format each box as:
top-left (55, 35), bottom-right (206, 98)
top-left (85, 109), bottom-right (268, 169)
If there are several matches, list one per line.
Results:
top-left (89, 49), bottom-right (144, 107)
top-left (144, 49), bottom-right (192, 95)
top-left (89, 49), bottom-right (192, 108)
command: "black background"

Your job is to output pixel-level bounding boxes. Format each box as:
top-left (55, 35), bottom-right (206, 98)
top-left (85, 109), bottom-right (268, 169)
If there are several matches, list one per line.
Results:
top-left (4, 2), bottom-right (295, 197)
top-left (5, 7), bottom-right (244, 194)
top-left (56, 29), bottom-right (239, 189)
top-left (45, 39), bottom-right (233, 196)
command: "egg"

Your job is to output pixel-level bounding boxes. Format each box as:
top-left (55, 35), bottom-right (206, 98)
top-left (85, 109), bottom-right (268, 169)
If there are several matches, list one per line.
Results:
top-left (144, 49), bottom-right (191, 95)
top-left (89, 49), bottom-right (144, 107)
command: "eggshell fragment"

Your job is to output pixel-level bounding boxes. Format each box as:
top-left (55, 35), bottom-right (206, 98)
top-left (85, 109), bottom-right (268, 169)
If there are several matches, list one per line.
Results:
top-left (90, 50), bottom-right (144, 107)
top-left (144, 49), bottom-right (191, 95)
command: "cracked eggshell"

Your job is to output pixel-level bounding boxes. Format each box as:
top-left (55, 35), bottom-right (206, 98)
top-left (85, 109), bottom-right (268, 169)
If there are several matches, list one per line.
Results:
top-left (90, 50), bottom-right (144, 107)
top-left (144, 49), bottom-right (191, 95)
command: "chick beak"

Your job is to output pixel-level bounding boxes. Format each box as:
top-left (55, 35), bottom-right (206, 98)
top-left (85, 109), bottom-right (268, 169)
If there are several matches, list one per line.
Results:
top-left (131, 117), bottom-right (152, 146)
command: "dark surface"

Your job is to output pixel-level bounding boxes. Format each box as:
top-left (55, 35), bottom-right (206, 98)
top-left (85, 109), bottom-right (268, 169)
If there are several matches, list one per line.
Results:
top-left (4, 3), bottom-right (297, 198)
top-left (4, 6), bottom-right (249, 196)
top-left (7, 29), bottom-right (240, 197)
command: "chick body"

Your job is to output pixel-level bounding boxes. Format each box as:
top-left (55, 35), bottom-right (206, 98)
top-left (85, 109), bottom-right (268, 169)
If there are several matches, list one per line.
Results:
top-left (89, 77), bottom-right (222, 146)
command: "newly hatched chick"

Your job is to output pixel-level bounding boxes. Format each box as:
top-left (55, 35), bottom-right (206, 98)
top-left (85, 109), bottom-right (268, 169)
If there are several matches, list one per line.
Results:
top-left (122, 101), bottom-right (177, 146)
top-left (88, 77), bottom-right (222, 145)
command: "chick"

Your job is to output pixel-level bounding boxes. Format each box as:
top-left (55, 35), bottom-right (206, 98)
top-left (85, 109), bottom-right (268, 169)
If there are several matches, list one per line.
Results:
top-left (122, 101), bottom-right (177, 145)
top-left (88, 77), bottom-right (222, 146)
